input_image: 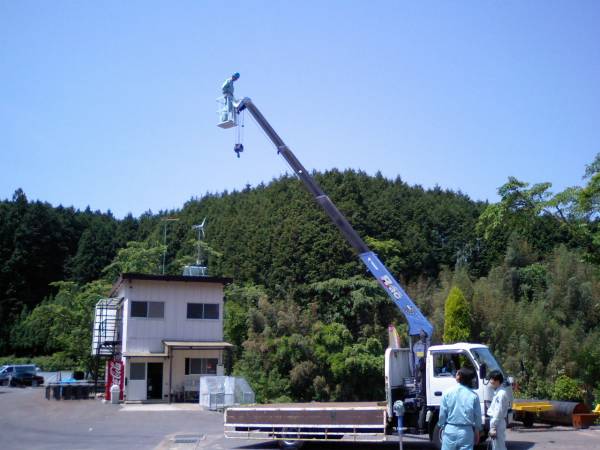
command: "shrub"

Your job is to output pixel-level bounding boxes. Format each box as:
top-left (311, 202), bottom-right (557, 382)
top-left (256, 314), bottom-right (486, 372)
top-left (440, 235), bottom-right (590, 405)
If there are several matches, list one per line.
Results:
top-left (551, 375), bottom-right (583, 402)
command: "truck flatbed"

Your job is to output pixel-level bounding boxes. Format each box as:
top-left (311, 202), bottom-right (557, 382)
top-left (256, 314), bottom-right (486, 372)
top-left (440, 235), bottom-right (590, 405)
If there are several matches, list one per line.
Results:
top-left (224, 401), bottom-right (389, 443)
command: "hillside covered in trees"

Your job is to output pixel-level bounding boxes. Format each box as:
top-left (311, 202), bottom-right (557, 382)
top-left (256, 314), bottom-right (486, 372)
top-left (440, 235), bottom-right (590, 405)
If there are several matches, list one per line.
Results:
top-left (1, 156), bottom-right (599, 405)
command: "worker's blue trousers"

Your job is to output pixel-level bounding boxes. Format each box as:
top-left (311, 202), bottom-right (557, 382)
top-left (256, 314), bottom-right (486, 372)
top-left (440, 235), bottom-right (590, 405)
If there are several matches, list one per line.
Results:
top-left (441, 424), bottom-right (475, 450)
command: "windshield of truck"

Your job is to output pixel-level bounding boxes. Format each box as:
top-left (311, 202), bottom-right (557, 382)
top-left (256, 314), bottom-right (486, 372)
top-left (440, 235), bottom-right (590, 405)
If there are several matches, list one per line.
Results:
top-left (470, 348), bottom-right (505, 376)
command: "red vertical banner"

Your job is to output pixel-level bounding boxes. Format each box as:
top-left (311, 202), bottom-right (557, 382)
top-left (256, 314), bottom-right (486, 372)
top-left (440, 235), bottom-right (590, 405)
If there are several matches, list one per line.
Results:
top-left (105, 359), bottom-right (124, 400)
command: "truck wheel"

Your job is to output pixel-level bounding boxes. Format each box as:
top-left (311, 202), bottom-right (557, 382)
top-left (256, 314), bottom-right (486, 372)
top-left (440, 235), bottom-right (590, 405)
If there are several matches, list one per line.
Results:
top-left (278, 428), bottom-right (304, 450)
top-left (522, 412), bottom-right (534, 428)
top-left (431, 424), bottom-right (442, 450)
top-left (278, 438), bottom-right (304, 449)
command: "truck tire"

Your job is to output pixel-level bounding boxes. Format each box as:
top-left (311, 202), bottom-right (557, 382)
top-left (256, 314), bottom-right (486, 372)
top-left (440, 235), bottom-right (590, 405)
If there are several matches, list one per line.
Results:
top-left (278, 438), bottom-right (304, 449)
top-left (522, 412), bottom-right (534, 428)
top-left (278, 428), bottom-right (304, 450)
top-left (431, 423), bottom-right (442, 450)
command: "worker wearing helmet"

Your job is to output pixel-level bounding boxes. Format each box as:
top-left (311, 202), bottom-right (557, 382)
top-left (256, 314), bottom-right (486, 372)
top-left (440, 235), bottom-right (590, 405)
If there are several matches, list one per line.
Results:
top-left (487, 370), bottom-right (509, 450)
top-left (222, 72), bottom-right (240, 97)
top-left (438, 367), bottom-right (482, 450)
top-left (220, 72), bottom-right (240, 123)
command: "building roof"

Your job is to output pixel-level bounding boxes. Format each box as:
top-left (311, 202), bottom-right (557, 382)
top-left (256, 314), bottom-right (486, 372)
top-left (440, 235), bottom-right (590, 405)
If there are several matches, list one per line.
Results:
top-left (109, 272), bottom-right (233, 297)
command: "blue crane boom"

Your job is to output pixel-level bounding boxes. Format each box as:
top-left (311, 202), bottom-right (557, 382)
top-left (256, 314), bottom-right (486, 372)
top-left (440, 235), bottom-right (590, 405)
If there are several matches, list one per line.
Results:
top-left (230, 97), bottom-right (433, 338)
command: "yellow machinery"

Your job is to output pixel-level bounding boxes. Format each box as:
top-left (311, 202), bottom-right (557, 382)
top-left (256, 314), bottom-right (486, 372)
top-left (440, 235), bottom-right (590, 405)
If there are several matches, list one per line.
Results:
top-left (512, 401), bottom-right (553, 427)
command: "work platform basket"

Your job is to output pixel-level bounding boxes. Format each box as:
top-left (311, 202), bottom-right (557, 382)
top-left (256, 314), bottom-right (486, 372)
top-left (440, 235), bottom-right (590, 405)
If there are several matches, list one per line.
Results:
top-left (217, 96), bottom-right (237, 129)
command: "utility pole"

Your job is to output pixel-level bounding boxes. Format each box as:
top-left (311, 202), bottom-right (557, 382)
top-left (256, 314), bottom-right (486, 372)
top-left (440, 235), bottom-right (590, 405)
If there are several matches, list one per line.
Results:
top-left (161, 217), bottom-right (179, 275)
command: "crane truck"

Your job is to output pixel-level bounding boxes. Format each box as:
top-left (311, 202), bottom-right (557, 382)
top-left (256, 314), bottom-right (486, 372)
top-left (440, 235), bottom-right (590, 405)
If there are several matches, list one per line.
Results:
top-left (218, 91), bottom-right (513, 449)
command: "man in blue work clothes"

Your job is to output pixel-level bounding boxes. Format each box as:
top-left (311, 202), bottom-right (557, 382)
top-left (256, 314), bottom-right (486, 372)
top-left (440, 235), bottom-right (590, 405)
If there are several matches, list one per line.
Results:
top-left (221, 72), bottom-right (240, 116)
top-left (487, 370), bottom-right (509, 450)
top-left (438, 367), bottom-right (482, 450)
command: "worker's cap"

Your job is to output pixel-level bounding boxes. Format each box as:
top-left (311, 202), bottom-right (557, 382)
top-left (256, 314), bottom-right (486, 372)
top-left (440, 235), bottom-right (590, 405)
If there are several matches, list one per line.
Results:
top-left (232, 72), bottom-right (240, 79)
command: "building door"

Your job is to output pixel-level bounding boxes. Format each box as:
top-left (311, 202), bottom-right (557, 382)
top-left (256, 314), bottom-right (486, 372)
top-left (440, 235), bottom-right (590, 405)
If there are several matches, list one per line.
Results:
top-left (127, 362), bottom-right (147, 401)
top-left (147, 363), bottom-right (163, 400)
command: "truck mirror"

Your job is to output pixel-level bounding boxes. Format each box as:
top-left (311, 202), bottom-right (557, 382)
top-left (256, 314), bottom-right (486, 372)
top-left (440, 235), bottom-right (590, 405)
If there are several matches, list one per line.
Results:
top-left (479, 363), bottom-right (487, 380)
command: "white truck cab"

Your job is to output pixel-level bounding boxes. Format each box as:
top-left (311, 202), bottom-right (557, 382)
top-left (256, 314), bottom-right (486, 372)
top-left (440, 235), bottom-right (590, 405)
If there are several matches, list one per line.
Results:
top-left (386, 342), bottom-right (513, 448)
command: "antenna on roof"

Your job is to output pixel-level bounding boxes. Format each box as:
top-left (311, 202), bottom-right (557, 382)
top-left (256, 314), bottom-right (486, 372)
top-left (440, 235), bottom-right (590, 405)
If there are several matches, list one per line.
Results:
top-left (161, 217), bottom-right (179, 275)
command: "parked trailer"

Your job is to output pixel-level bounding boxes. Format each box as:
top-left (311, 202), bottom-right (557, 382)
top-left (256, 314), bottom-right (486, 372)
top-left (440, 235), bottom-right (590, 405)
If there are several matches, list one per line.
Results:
top-left (513, 400), bottom-right (597, 429)
top-left (224, 402), bottom-right (393, 444)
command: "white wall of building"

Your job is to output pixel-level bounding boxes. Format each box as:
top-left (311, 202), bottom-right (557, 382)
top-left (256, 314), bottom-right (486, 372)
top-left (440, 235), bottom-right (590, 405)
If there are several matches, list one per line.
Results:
top-left (116, 280), bottom-right (224, 354)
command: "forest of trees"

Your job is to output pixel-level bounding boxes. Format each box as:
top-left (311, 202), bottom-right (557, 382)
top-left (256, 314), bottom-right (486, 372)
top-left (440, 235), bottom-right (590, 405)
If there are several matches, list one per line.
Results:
top-left (1, 155), bottom-right (599, 406)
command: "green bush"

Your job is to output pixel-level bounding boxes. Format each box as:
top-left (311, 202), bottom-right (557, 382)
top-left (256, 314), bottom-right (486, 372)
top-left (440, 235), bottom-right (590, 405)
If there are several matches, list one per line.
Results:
top-left (32, 352), bottom-right (75, 371)
top-left (551, 375), bottom-right (583, 402)
top-left (0, 355), bottom-right (34, 366)
top-left (0, 353), bottom-right (75, 371)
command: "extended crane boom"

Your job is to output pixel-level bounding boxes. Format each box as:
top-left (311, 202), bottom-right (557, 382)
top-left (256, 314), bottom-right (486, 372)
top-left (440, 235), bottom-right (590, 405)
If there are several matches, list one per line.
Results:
top-left (234, 97), bottom-right (432, 338)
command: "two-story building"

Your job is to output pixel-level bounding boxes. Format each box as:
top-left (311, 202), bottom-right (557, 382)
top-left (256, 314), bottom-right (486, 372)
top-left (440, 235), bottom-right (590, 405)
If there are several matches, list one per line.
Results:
top-left (94, 272), bottom-right (232, 402)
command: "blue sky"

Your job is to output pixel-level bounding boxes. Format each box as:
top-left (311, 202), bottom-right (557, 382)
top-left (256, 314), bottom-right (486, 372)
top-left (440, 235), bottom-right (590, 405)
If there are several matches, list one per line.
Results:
top-left (2, 1), bottom-right (599, 218)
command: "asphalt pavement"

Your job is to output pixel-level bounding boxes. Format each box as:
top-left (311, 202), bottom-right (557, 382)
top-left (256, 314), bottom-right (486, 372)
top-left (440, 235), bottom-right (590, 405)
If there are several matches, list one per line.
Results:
top-left (1, 386), bottom-right (598, 450)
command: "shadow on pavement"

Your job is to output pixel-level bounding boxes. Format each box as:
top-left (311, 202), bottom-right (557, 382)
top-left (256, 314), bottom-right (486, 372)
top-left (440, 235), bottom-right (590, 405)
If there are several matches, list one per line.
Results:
top-left (501, 441), bottom-right (535, 450)
top-left (231, 440), bottom-right (435, 449)
top-left (232, 443), bottom-right (278, 449)
top-left (512, 424), bottom-right (580, 433)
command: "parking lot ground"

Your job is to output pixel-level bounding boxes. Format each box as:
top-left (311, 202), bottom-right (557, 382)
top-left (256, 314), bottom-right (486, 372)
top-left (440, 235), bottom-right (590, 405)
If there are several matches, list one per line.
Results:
top-left (1, 386), bottom-right (599, 449)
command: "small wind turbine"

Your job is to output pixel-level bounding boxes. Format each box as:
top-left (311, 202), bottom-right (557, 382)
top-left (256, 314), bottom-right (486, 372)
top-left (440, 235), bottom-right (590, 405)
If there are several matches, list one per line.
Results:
top-left (192, 217), bottom-right (207, 265)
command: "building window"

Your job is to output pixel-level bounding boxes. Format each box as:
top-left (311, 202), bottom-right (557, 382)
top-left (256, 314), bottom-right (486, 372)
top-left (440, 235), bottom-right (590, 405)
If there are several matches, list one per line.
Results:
top-left (131, 301), bottom-right (164, 319)
top-left (130, 362), bottom-right (146, 380)
top-left (184, 358), bottom-right (218, 375)
top-left (186, 303), bottom-right (219, 319)
top-left (148, 302), bottom-right (164, 318)
top-left (131, 301), bottom-right (147, 318)
top-left (203, 303), bottom-right (219, 319)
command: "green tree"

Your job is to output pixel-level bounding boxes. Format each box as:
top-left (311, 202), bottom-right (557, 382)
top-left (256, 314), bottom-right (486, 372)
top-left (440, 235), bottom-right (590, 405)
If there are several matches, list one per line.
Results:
top-left (102, 241), bottom-right (166, 281)
top-left (69, 218), bottom-right (118, 283)
top-left (443, 286), bottom-right (471, 343)
top-left (10, 280), bottom-right (110, 370)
